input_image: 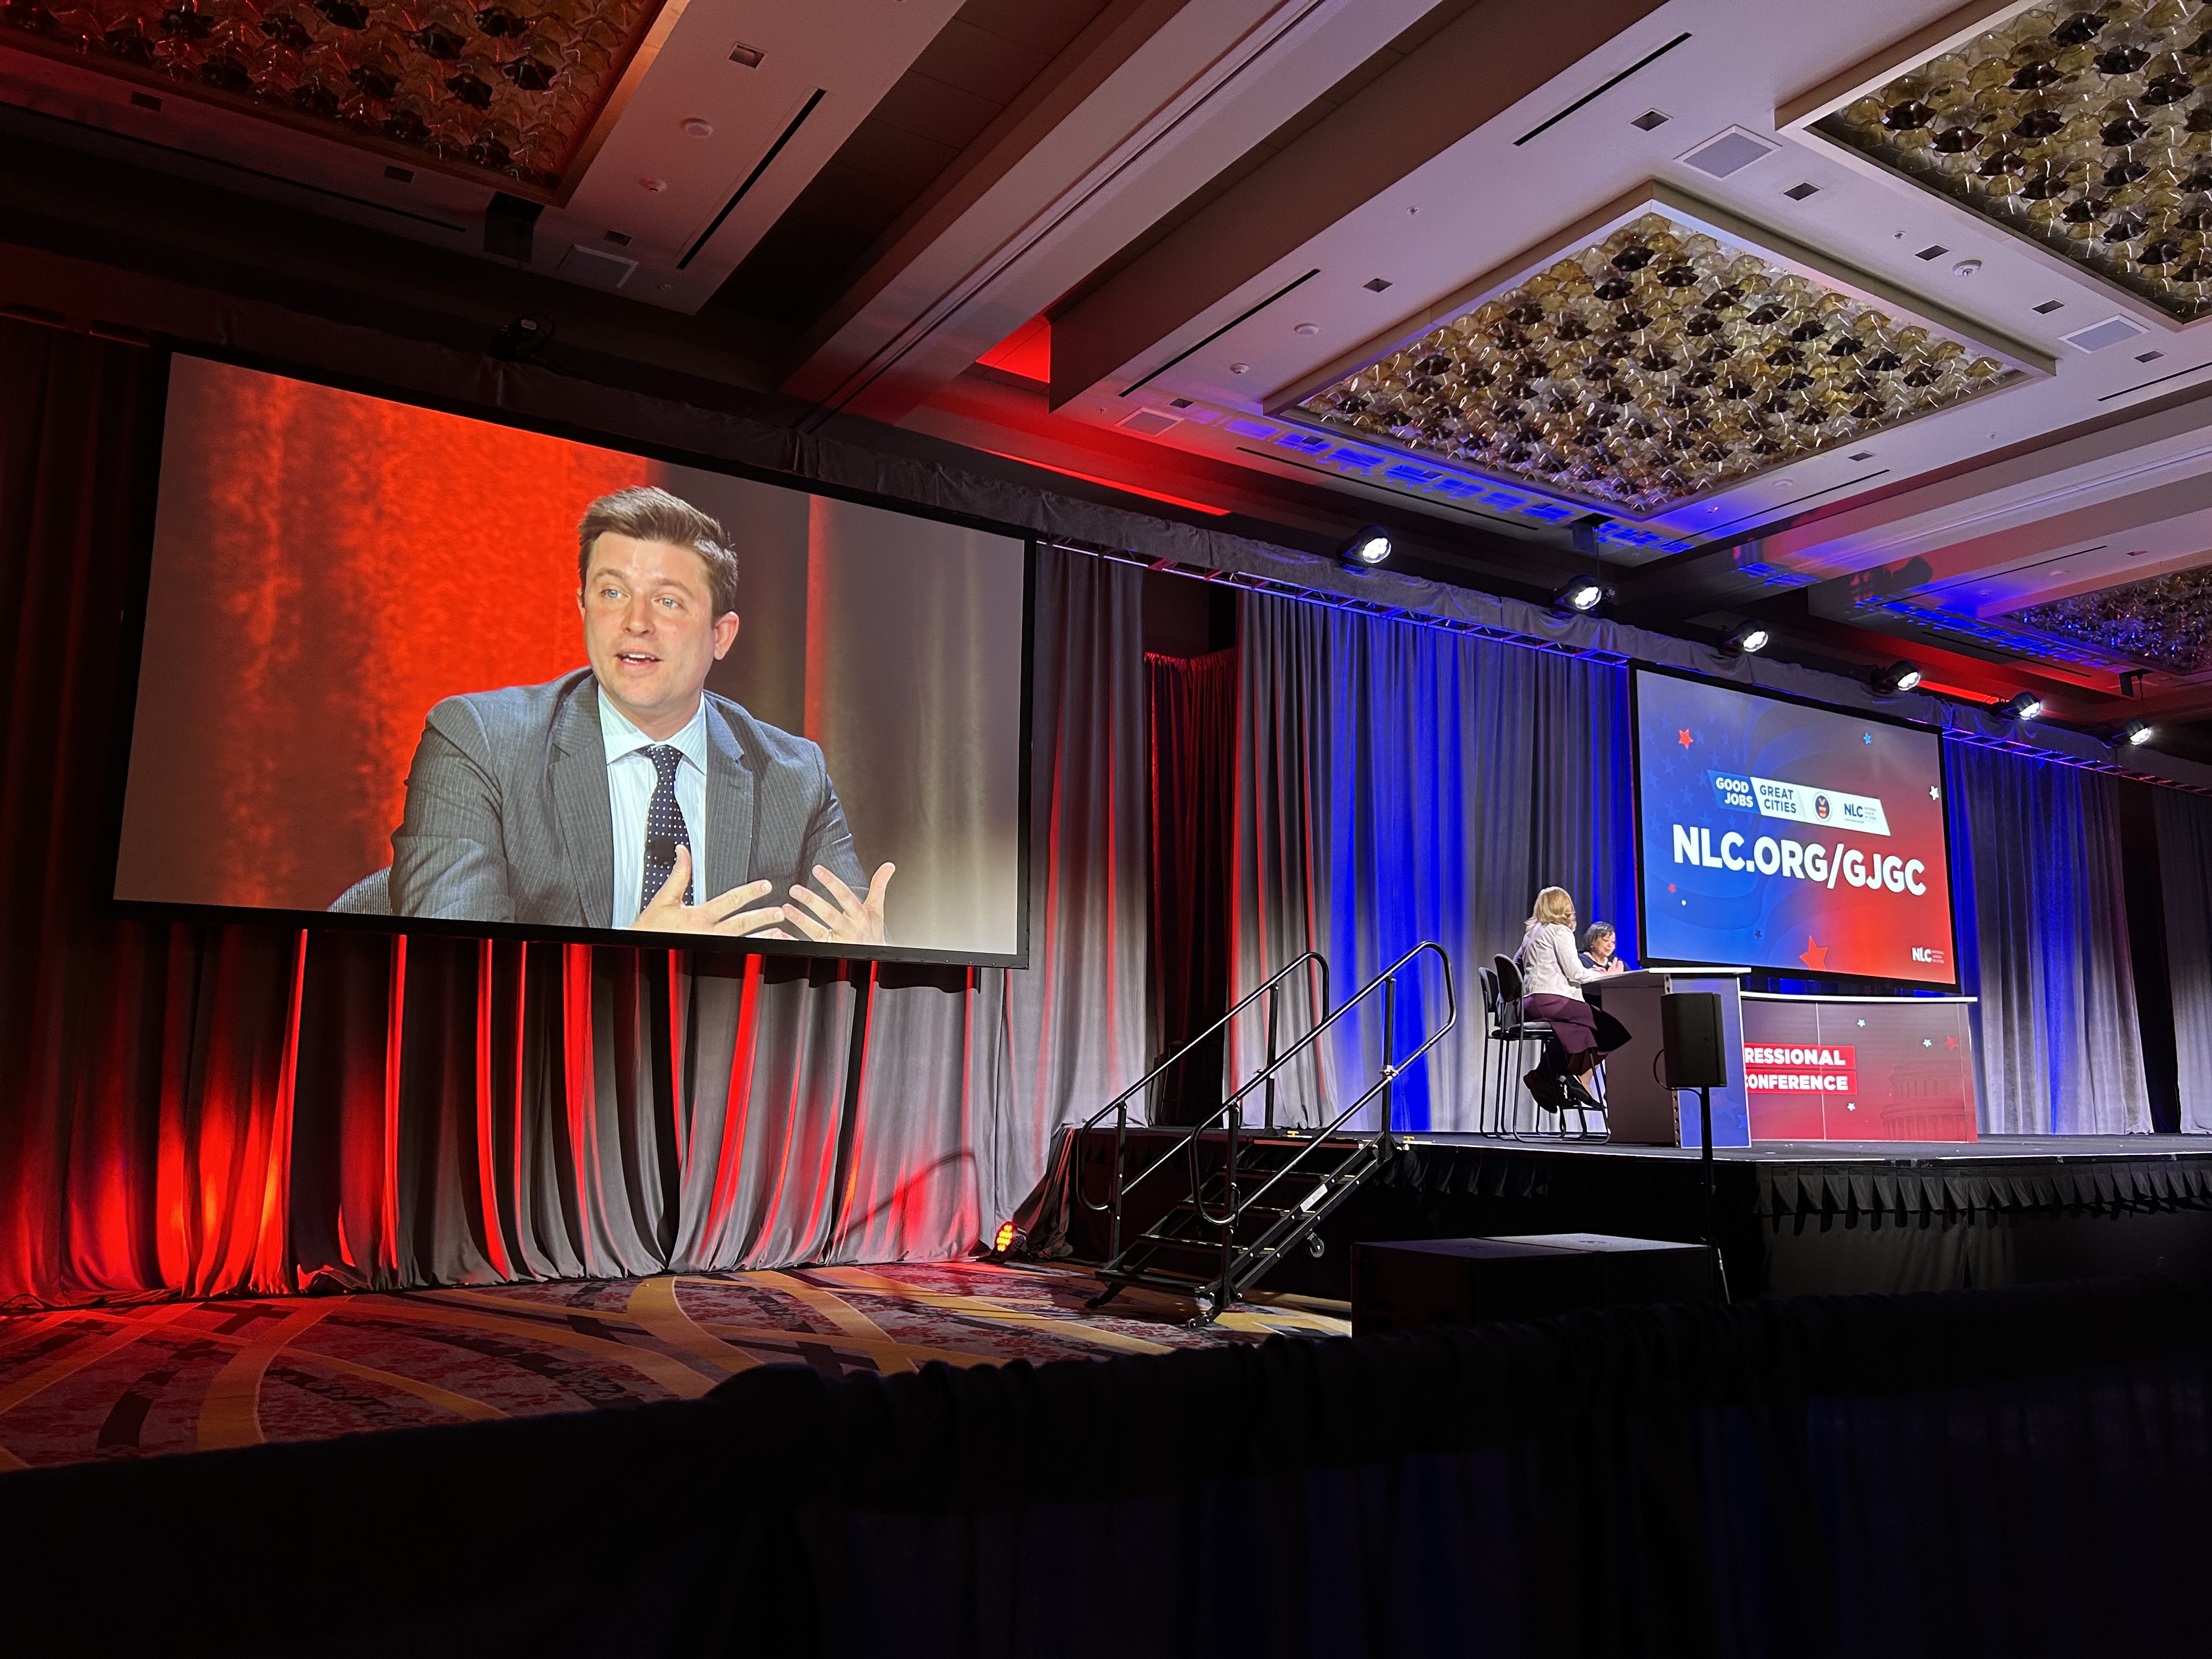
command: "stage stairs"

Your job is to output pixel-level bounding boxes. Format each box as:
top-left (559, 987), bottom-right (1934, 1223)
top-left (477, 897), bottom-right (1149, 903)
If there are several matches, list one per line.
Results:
top-left (1076, 943), bottom-right (1457, 1325)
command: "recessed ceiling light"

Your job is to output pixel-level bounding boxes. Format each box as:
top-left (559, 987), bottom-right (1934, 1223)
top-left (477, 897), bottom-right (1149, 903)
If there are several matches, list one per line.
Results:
top-left (680, 117), bottom-right (715, 138)
top-left (385, 165), bottom-right (414, 184)
top-left (2033, 300), bottom-right (2066, 314)
top-left (1632, 109), bottom-right (1671, 131)
top-left (1849, 449), bottom-right (1874, 460)
top-left (129, 91), bottom-right (162, 112)
top-left (1294, 322), bottom-right (1321, 336)
top-left (1952, 259), bottom-right (1982, 277)
top-left (1229, 362), bottom-right (1251, 375)
top-left (603, 229), bottom-right (631, 246)
top-left (640, 177), bottom-right (669, 193)
top-left (1783, 182), bottom-right (1820, 201)
top-left (728, 42), bottom-right (765, 67)
top-left (1915, 244), bottom-right (1948, 261)
top-left (1364, 278), bottom-right (1393, 292)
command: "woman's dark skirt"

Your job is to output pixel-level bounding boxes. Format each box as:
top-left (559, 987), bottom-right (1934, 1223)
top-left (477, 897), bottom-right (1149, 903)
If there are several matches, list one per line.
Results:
top-left (1521, 992), bottom-right (1629, 1074)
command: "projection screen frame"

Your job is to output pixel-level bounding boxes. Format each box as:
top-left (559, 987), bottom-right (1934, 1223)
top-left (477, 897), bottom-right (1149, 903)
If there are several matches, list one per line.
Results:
top-left (1628, 663), bottom-right (1962, 992)
top-left (105, 343), bottom-right (1039, 970)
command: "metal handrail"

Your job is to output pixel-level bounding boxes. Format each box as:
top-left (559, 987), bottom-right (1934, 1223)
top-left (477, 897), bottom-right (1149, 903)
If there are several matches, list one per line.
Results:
top-left (1187, 941), bottom-right (1455, 1231)
top-left (1091, 941), bottom-right (1453, 1321)
top-left (1072, 950), bottom-right (1329, 1261)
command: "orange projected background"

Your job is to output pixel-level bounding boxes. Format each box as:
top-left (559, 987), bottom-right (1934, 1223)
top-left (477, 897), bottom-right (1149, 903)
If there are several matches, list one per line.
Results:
top-left (117, 358), bottom-right (1030, 957)
top-left (118, 360), bottom-right (648, 910)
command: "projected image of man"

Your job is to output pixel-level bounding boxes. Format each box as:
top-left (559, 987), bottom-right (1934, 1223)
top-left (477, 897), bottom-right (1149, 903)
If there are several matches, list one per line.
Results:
top-left (391, 487), bottom-right (894, 942)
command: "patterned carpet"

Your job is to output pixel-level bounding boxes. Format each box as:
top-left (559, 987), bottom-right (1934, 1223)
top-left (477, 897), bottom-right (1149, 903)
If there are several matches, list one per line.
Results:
top-left (0, 1264), bottom-right (1350, 1472)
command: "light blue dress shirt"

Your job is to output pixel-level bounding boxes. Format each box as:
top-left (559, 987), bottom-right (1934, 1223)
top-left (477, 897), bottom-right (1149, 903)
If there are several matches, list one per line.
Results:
top-left (600, 693), bottom-right (709, 927)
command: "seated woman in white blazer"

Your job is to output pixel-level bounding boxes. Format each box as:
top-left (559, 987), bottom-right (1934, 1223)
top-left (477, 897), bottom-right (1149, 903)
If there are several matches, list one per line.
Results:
top-left (1514, 886), bottom-right (1628, 1112)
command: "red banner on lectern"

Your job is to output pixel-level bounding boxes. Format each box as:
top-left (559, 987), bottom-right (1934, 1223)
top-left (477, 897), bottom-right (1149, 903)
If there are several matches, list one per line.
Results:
top-left (1739, 1003), bottom-right (1976, 1142)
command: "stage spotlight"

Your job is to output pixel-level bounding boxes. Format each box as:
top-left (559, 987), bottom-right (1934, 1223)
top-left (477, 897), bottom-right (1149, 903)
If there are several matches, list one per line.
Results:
top-left (1722, 621), bottom-right (1771, 655)
top-left (1338, 526), bottom-right (1393, 570)
top-left (1553, 576), bottom-right (1611, 613)
top-left (2111, 718), bottom-right (2154, 747)
top-left (1873, 659), bottom-right (1922, 694)
top-left (1996, 691), bottom-right (2044, 722)
top-left (490, 314), bottom-right (556, 363)
top-left (989, 1220), bottom-right (1026, 1260)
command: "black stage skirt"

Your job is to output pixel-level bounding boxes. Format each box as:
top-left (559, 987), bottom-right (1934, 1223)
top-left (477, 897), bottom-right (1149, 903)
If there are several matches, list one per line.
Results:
top-left (1521, 992), bottom-right (1630, 1073)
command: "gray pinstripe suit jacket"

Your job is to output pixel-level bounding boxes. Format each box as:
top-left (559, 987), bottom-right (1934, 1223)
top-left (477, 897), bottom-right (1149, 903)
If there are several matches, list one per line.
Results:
top-left (389, 669), bottom-right (864, 928)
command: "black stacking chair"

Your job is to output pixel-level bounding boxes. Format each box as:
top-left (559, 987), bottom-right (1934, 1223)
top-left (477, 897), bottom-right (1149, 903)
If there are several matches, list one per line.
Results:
top-left (1484, 955), bottom-right (1554, 1136)
top-left (1495, 953), bottom-right (1609, 1142)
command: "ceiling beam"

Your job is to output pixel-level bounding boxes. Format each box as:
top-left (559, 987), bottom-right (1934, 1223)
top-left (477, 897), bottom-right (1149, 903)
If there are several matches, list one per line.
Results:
top-left (778, 0), bottom-right (1455, 425)
top-left (1045, 0), bottom-right (1672, 408)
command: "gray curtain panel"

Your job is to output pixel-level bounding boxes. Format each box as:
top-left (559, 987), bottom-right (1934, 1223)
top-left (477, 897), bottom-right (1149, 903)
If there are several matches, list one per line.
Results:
top-left (1231, 593), bottom-right (1635, 1133)
top-left (1945, 743), bottom-right (2151, 1135)
top-left (2154, 787), bottom-right (2212, 1133)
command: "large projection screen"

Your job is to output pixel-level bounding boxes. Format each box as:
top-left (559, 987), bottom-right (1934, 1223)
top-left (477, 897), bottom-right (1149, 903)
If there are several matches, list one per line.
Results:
top-left (114, 355), bottom-right (1031, 965)
top-left (1633, 669), bottom-right (1957, 987)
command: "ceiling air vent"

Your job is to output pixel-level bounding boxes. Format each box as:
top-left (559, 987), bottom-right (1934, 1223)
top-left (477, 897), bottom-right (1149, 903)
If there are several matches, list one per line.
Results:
top-left (1119, 409), bottom-right (1182, 436)
top-left (2060, 315), bottom-right (2151, 353)
top-left (1679, 128), bottom-right (1779, 179)
top-left (556, 244), bottom-right (637, 291)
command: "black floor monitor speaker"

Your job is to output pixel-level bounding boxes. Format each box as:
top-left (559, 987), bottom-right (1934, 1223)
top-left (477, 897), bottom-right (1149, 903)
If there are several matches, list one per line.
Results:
top-left (1660, 991), bottom-right (1728, 1090)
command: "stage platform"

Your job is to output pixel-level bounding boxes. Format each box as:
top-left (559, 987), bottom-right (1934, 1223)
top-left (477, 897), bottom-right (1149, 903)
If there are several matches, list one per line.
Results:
top-left (1031, 1126), bottom-right (2212, 1299)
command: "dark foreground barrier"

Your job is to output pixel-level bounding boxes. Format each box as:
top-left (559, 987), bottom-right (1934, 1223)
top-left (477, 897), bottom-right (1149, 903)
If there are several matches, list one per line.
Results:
top-left (4, 1275), bottom-right (2208, 1657)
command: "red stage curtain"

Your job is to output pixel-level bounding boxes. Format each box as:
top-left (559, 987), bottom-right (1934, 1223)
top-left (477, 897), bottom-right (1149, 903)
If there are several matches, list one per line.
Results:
top-left (0, 321), bottom-right (1147, 1310)
top-left (1145, 648), bottom-right (1237, 1123)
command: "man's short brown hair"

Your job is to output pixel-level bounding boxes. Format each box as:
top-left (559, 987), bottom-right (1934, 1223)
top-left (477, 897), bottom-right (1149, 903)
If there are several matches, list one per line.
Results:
top-left (576, 486), bottom-right (739, 617)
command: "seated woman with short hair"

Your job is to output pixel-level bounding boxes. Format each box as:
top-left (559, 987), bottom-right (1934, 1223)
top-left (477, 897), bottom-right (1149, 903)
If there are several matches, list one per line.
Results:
top-left (1515, 887), bottom-right (1629, 1112)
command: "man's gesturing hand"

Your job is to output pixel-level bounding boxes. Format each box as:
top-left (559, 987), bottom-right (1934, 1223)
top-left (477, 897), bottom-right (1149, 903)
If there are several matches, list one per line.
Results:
top-left (629, 847), bottom-right (788, 936)
top-left (782, 863), bottom-right (894, 947)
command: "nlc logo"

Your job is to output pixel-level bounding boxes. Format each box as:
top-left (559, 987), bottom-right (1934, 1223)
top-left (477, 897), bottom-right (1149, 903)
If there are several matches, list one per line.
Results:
top-left (1911, 946), bottom-right (1946, 965)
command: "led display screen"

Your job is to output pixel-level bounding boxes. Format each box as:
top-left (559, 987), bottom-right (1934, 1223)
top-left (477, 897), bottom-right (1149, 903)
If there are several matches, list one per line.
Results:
top-left (1634, 670), bottom-right (1955, 986)
top-left (115, 356), bottom-right (1030, 963)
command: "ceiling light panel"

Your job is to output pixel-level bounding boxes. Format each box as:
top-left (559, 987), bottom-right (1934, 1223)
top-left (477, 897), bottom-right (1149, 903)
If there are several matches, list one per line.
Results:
top-left (0, 0), bottom-right (665, 200)
top-left (1793, 0), bottom-right (2212, 323)
top-left (1269, 188), bottom-right (2050, 520)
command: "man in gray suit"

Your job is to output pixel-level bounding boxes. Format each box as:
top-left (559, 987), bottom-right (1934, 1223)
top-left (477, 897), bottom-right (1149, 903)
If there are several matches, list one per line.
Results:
top-left (391, 486), bottom-right (893, 943)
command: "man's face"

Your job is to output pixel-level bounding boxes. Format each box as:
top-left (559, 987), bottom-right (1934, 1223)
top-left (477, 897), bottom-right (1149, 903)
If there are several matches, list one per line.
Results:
top-left (579, 533), bottom-right (739, 737)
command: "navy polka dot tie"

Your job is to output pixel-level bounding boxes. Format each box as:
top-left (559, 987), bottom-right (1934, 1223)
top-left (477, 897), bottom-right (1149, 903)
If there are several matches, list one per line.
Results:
top-left (640, 744), bottom-right (692, 910)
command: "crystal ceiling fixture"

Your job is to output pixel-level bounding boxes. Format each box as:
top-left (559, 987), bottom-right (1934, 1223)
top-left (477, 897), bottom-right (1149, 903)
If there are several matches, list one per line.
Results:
top-left (0, 0), bottom-right (668, 200)
top-left (1268, 188), bottom-right (2050, 519)
top-left (2010, 560), bottom-right (2212, 669)
top-left (1788, 0), bottom-right (2212, 324)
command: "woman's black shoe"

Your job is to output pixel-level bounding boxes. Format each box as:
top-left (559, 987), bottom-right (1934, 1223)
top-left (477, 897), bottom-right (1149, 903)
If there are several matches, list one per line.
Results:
top-left (1522, 1070), bottom-right (1564, 1111)
top-left (1562, 1075), bottom-right (1604, 1110)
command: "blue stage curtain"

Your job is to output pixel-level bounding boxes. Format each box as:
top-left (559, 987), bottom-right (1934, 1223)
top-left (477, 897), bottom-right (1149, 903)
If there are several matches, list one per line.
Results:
top-left (2153, 787), bottom-right (2212, 1133)
top-left (1944, 742), bottom-right (2150, 1134)
top-left (1232, 594), bottom-right (1635, 1131)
